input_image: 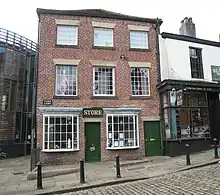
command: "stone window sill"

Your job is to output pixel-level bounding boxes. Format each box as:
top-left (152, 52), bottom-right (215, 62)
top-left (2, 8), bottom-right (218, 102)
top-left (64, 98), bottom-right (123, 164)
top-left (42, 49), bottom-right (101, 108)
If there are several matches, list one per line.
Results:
top-left (129, 48), bottom-right (151, 52)
top-left (91, 96), bottom-right (119, 100)
top-left (92, 46), bottom-right (116, 50)
top-left (55, 44), bottom-right (79, 49)
top-left (129, 96), bottom-right (152, 100)
top-left (53, 96), bottom-right (80, 100)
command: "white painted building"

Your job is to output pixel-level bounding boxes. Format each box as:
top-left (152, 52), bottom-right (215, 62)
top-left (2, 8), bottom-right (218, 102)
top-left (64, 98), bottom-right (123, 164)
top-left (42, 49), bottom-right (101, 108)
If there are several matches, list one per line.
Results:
top-left (159, 32), bottom-right (220, 82)
top-left (158, 17), bottom-right (220, 156)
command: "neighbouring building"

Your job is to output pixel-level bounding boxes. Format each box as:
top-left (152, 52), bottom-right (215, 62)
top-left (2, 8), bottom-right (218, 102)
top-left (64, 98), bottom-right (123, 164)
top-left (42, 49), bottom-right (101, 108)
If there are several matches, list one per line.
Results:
top-left (36, 8), bottom-right (162, 164)
top-left (158, 17), bottom-right (220, 156)
top-left (0, 28), bottom-right (38, 158)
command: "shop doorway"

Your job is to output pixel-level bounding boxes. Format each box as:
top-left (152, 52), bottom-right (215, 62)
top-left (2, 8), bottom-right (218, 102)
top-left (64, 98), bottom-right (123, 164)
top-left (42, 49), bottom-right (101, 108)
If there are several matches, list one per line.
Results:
top-left (144, 121), bottom-right (161, 156)
top-left (85, 122), bottom-right (101, 162)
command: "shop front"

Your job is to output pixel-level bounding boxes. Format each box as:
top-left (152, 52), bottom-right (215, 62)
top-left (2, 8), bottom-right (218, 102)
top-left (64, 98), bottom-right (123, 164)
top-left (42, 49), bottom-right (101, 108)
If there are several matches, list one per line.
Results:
top-left (38, 107), bottom-right (148, 165)
top-left (158, 79), bottom-right (220, 156)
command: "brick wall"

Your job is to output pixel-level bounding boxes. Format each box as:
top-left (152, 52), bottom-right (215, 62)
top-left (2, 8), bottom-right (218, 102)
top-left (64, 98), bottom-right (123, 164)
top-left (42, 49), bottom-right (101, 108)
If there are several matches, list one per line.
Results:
top-left (37, 14), bottom-right (160, 165)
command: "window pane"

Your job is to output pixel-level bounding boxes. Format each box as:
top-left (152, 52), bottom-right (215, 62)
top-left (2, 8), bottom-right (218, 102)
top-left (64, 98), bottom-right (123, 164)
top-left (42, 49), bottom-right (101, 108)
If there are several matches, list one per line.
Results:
top-left (130, 31), bottom-right (148, 49)
top-left (56, 65), bottom-right (77, 96)
top-left (94, 28), bottom-right (113, 47)
top-left (131, 68), bottom-right (150, 96)
top-left (107, 114), bottom-right (139, 148)
top-left (93, 67), bottom-right (114, 95)
top-left (44, 142), bottom-right (48, 149)
top-left (44, 115), bottom-right (78, 150)
top-left (57, 26), bottom-right (78, 45)
top-left (189, 48), bottom-right (203, 79)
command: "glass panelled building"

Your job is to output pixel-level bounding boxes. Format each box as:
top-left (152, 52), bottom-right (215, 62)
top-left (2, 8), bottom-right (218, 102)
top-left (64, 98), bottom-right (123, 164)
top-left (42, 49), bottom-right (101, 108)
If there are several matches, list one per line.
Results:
top-left (0, 28), bottom-right (38, 158)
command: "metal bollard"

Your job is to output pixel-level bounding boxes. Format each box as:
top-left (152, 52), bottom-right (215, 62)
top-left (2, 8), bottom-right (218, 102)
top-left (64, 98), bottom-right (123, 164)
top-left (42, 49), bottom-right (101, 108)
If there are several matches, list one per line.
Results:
top-left (214, 138), bottom-right (219, 159)
top-left (37, 162), bottom-right (43, 189)
top-left (80, 159), bottom-right (85, 184)
top-left (185, 144), bottom-right (191, 165)
top-left (116, 154), bottom-right (121, 178)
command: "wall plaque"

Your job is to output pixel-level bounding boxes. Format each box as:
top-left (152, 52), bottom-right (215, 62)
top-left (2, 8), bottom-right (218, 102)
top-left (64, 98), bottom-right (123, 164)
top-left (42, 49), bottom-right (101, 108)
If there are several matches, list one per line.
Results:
top-left (83, 108), bottom-right (103, 117)
top-left (43, 99), bottom-right (52, 105)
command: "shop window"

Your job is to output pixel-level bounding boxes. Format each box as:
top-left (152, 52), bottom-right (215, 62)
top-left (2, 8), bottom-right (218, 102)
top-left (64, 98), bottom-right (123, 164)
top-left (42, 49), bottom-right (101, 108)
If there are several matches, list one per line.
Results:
top-left (43, 115), bottom-right (79, 151)
top-left (106, 114), bottom-right (139, 149)
top-left (176, 107), bottom-right (210, 139)
top-left (131, 68), bottom-right (150, 96)
top-left (189, 47), bottom-right (204, 79)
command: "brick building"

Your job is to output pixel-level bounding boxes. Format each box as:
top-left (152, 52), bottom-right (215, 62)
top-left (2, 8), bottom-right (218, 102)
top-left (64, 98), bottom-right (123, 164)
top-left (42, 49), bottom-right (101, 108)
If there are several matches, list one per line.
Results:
top-left (36, 8), bottom-right (163, 165)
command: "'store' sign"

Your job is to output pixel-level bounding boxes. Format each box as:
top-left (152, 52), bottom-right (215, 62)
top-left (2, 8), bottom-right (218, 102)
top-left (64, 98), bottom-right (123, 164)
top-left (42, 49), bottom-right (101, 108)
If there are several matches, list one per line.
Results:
top-left (82, 108), bottom-right (103, 117)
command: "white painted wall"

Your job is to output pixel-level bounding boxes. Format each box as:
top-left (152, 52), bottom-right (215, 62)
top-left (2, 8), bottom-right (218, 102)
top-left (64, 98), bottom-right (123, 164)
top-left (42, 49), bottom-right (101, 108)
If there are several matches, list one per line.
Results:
top-left (159, 35), bottom-right (220, 82)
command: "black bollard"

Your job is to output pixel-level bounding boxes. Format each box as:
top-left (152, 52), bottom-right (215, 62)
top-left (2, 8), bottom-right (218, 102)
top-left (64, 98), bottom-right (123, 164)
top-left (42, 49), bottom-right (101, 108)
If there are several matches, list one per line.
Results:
top-left (214, 138), bottom-right (219, 159)
top-left (185, 144), bottom-right (191, 165)
top-left (37, 162), bottom-right (43, 189)
top-left (116, 154), bottom-right (121, 178)
top-left (80, 159), bottom-right (85, 184)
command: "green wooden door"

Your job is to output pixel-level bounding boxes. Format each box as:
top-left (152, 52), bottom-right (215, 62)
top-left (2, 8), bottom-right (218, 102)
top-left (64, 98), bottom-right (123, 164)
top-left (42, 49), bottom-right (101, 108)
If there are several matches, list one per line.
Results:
top-left (144, 121), bottom-right (161, 156)
top-left (85, 122), bottom-right (101, 162)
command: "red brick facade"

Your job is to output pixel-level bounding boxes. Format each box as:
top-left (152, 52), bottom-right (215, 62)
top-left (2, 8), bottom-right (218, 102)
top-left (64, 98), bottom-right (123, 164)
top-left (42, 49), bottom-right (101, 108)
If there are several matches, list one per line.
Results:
top-left (37, 10), bottom-right (161, 165)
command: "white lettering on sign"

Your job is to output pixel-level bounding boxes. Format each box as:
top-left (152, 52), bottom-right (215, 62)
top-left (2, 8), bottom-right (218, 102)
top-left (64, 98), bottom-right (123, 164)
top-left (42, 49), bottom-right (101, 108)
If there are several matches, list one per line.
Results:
top-left (83, 109), bottom-right (103, 116)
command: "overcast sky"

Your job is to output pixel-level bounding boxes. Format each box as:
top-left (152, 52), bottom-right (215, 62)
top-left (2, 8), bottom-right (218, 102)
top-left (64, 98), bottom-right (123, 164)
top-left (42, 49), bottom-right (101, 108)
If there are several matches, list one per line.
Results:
top-left (1, 0), bottom-right (219, 43)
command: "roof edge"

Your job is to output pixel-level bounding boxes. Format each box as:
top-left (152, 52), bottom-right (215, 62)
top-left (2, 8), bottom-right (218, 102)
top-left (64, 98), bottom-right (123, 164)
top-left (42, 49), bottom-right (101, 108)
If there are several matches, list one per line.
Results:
top-left (36, 8), bottom-right (162, 25)
top-left (161, 32), bottom-right (220, 48)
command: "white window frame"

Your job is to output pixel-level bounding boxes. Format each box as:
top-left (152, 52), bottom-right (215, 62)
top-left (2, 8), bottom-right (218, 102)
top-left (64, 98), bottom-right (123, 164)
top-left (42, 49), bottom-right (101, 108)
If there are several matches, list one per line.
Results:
top-left (131, 67), bottom-right (150, 96)
top-left (130, 30), bottom-right (149, 49)
top-left (55, 65), bottom-right (78, 97)
top-left (93, 67), bottom-right (115, 96)
top-left (56, 25), bottom-right (78, 46)
top-left (42, 114), bottom-right (79, 152)
top-left (94, 28), bottom-right (114, 47)
top-left (106, 113), bottom-right (140, 150)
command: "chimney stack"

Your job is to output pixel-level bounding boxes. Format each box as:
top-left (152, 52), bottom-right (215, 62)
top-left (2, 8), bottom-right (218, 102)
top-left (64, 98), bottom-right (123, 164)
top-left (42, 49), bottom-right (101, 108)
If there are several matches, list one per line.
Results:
top-left (179, 17), bottom-right (196, 37)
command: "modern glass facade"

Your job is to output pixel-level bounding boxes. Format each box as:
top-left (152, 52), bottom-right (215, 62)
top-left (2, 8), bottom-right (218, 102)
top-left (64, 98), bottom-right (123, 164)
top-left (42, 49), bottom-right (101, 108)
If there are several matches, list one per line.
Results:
top-left (0, 28), bottom-right (38, 158)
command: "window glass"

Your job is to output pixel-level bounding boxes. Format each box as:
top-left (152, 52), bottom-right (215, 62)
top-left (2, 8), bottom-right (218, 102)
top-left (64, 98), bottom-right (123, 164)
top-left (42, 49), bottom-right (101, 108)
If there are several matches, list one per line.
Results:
top-left (131, 68), bottom-right (150, 96)
top-left (130, 31), bottom-right (148, 49)
top-left (94, 28), bottom-right (113, 47)
top-left (107, 114), bottom-right (139, 149)
top-left (43, 115), bottom-right (78, 151)
top-left (189, 48), bottom-right (203, 79)
top-left (57, 26), bottom-right (78, 45)
top-left (93, 67), bottom-right (114, 95)
top-left (56, 65), bottom-right (77, 96)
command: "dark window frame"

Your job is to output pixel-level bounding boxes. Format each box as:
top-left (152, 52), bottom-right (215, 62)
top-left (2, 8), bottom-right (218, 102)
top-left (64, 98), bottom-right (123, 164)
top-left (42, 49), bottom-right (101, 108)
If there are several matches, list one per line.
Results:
top-left (189, 47), bottom-right (204, 79)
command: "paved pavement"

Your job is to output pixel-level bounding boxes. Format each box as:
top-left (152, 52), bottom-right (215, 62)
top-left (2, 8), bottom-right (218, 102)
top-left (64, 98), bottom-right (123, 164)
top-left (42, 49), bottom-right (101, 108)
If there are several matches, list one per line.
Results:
top-left (0, 149), bottom-right (219, 195)
top-left (61, 163), bottom-right (220, 195)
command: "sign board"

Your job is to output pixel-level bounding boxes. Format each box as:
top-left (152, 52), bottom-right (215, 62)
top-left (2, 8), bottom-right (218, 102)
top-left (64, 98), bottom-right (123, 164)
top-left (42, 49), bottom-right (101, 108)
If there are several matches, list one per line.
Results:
top-left (83, 108), bottom-right (103, 117)
top-left (43, 99), bottom-right (52, 105)
top-left (211, 65), bottom-right (220, 82)
top-left (184, 87), bottom-right (212, 92)
top-left (176, 90), bottom-right (183, 106)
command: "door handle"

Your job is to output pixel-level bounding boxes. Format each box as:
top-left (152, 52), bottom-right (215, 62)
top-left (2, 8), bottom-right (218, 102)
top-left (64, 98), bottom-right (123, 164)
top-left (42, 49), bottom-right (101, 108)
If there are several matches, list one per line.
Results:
top-left (150, 138), bottom-right (156, 141)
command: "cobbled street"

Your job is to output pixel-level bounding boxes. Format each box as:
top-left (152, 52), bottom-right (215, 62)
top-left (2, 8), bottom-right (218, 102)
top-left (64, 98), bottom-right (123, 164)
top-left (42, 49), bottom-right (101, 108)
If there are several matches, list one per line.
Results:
top-left (61, 163), bottom-right (220, 195)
